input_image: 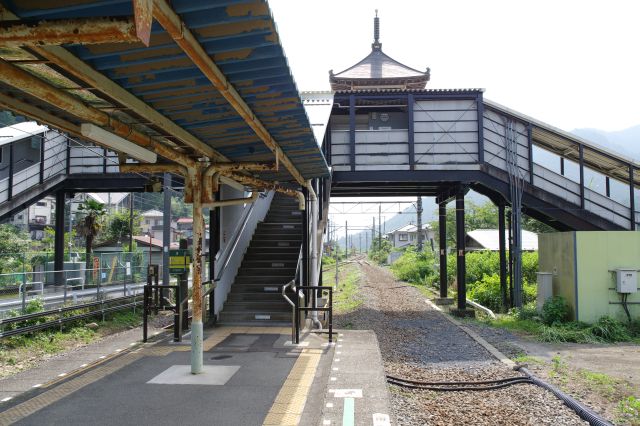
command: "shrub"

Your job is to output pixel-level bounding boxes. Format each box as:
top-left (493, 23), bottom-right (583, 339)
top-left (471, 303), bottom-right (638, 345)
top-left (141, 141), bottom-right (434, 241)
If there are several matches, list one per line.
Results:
top-left (390, 247), bottom-right (436, 284)
top-left (468, 274), bottom-right (537, 313)
top-left (541, 296), bottom-right (570, 325)
top-left (589, 316), bottom-right (631, 342)
top-left (468, 274), bottom-right (502, 312)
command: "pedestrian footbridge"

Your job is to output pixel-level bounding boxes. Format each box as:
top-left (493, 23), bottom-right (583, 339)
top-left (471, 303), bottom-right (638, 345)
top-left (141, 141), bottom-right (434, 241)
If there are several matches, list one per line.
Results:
top-left (324, 90), bottom-right (639, 231)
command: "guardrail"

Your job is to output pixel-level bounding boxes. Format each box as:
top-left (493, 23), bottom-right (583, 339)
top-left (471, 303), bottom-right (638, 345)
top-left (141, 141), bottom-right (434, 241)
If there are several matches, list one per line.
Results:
top-left (0, 295), bottom-right (141, 338)
top-left (297, 285), bottom-right (333, 343)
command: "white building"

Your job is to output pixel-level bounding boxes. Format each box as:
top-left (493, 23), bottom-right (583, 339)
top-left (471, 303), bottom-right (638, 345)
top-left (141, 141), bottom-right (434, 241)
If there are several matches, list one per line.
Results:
top-left (465, 229), bottom-right (538, 251)
top-left (386, 223), bottom-right (434, 249)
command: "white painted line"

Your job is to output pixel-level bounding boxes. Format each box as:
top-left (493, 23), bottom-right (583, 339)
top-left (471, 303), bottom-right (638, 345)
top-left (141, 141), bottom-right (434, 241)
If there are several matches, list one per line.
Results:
top-left (32, 384), bottom-right (43, 388)
top-left (98, 356), bottom-right (106, 359)
top-left (335, 359), bottom-right (340, 362)
top-left (322, 420), bottom-right (331, 425)
top-left (332, 367), bottom-right (339, 371)
top-left (336, 351), bottom-right (341, 355)
top-left (339, 333), bottom-right (344, 336)
top-left (129, 342), bottom-right (136, 346)
top-left (337, 345), bottom-right (342, 348)
top-left (373, 413), bottom-right (391, 426)
top-left (57, 373), bottom-right (67, 377)
top-left (284, 341), bottom-right (309, 347)
top-left (326, 402), bottom-right (334, 408)
top-left (1, 397), bottom-right (12, 402)
top-left (80, 363), bottom-right (88, 368)
top-left (115, 349), bottom-right (122, 353)
top-left (153, 332), bottom-right (160, 335)
top-left (330, 377), bottom-right (337, 381)
top-left (330, 389), bottom-right (363, 398)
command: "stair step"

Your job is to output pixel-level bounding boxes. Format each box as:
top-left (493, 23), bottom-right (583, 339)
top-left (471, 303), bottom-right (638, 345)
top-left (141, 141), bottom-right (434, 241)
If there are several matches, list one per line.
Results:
top-left (223, 302), bottom-right (290, 311)
top-left (241, 261), bottom-right (298, 268)
top-left (226, 292), bottom-right (286, 302)
top-left (218, 311), bottom-right (292, 322)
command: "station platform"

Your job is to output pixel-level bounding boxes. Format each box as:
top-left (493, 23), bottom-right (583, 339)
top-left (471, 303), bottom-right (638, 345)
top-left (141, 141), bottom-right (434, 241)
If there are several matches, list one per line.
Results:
top-left (0, 327), bottom-right (392, 426)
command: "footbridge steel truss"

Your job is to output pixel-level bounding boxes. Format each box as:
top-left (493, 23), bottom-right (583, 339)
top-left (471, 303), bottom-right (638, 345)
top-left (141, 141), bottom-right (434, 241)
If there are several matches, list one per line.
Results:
top-left (325, 89), bottom-right (639, 312)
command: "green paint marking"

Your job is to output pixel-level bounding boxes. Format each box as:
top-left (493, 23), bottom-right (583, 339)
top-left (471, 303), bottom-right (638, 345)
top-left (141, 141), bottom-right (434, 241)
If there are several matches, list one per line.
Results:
top-left (342, 397), bottom-right (355, 426)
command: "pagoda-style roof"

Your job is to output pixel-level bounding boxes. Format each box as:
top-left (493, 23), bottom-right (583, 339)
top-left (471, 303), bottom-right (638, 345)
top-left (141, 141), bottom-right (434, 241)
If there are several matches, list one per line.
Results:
top-left (329, 12), bottom-right (430, 91)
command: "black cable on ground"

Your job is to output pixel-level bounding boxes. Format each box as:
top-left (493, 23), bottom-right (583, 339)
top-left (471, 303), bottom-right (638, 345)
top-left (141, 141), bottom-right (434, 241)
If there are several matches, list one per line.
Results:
top-left (386, 375), bottom-right (533, 392)
top-left (386, 373), bottom-right (527, 387)
top-left (517, 366), bottom-right (614, 426)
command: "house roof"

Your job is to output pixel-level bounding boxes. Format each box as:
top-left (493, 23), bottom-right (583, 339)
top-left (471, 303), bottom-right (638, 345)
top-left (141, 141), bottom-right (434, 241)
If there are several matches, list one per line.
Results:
top-left (332, 49), bottom-right (427, 81)
top-left (141, 209), bottom-right (163, 217)
top-left (133, 235), bottom-right (163, 249)
top-left (388, 223), bottom-right (430, 234)
top-left (0, 121), bottom-right (47, 147)
top-left (466, 229), bottom-right (538, 251)
top-left (177, 217), bottom-right (193, 224)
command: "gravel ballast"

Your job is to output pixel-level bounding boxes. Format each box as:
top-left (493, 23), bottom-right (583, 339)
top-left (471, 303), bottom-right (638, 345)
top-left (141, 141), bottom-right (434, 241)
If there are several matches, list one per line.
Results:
top-left (334, 259), bottom-right (588, 425)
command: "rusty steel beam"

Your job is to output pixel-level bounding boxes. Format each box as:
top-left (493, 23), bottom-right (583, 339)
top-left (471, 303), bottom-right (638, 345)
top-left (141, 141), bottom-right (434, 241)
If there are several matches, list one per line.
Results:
top-left (0, 92), bottom-right (80, 136)
top-left (133, 0), bottom-right (153, 47)
top-left (152, 0), bottom-right (306, 186)
top-left (119, 163), bottom-right (187, 176)
top-left (32, 45), bottom-right (229, 163)
top-left (0, 58), bottom-right (195, 169)
top-left (209, 162), bottom-right (276, 172)
top-left (0, 18), bottom-right (140, 47)
top-left (224, 172), bottom-right (302, 203)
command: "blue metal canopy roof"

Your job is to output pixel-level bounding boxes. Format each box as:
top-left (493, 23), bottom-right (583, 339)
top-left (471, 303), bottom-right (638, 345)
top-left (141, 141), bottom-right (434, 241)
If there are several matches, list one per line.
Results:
top-left (1, 0), bottom-right (329, 183)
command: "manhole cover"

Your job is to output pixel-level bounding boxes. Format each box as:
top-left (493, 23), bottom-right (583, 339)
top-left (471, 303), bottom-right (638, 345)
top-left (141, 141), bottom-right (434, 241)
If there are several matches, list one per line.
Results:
top-left (211, 355), bottom-right (232, 360)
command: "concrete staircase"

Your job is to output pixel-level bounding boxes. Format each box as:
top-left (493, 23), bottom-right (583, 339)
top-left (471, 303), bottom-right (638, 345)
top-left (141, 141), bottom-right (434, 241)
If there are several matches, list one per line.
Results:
top-left (218, 193), bottom-right (302, 325)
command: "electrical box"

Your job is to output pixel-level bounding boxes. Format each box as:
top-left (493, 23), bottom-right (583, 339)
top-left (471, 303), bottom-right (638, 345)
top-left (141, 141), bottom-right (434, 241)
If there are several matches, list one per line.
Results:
top-left (615, 269), bottom-right (638, 293)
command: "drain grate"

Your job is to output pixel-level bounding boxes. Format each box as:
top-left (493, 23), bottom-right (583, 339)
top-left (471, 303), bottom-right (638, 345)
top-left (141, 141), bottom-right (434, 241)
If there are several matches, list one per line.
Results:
top-left (211, 355), bottom-right (232, 360)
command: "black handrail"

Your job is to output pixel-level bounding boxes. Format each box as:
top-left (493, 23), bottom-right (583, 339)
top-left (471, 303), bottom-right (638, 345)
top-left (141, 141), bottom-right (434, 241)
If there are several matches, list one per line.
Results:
top-left (296, 285), bottom-right (333, 343)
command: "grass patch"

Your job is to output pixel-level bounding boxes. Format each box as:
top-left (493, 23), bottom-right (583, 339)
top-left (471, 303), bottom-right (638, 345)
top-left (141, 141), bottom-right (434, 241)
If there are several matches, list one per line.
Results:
top-left (0, 309), bottom-right (142, 378)
top-left (476, 308), bottom-right (640, 344)
top-left (322, 262), bottom-right (362, 314)
top-left (618, 396), bottom-right (640, 425)
top-left (512, 354), bottom-right (544, 365)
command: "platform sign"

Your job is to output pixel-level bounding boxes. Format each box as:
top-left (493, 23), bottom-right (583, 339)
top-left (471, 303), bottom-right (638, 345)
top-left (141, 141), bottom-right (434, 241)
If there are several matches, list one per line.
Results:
top-left (169, 249), bottom-right (191, 274)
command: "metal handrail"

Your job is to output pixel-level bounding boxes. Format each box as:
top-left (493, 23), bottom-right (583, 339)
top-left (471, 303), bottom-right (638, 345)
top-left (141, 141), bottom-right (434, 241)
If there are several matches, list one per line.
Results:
top-left (282, 279), bottom-right (296, 342)
top-left (214, 195), bottom-right (262, 282)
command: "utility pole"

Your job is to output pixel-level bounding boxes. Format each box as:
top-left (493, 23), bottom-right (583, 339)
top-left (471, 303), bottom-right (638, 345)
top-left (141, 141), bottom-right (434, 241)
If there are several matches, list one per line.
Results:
top-left (372, 217), bottom-right (375, 250)
top-left (335, 222), bottom-right (338, 289)
top-left (128, 193), bottom-right (134, 251)
top-left (378, 205), bottom-right (382, 251)
top-left (345, 221), bottom-right (348, 259)
top-left (416, 195), bottom-right (423, 251)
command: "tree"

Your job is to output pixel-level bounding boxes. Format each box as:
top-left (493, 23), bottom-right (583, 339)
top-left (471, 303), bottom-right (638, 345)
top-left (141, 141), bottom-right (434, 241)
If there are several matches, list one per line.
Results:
top-left (431, 200), bottom-right (555, 248)
top-left (76, 199), bottom-right (106, 282)
top-left (102, 209), bottom-right (141, 246)
top-left (0, 224), bottom-right (30, 274)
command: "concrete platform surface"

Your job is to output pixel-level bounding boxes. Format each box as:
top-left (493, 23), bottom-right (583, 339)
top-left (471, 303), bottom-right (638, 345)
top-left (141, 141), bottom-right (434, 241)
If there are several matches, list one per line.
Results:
top-left (0, 327), bottom-right (391, 426)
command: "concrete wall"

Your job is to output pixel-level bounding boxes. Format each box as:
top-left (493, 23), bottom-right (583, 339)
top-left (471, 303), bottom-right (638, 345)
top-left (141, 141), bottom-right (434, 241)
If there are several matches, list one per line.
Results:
top-left (539, 231), bottom-right (640, 322)
top-left (538, 232), bottom-right (577, 319)
top-left (575, 231), bottom-right (640, 323)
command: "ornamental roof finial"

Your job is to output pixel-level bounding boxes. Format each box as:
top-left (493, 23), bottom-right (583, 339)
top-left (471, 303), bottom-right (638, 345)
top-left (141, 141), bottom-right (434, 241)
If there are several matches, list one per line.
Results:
top-left (372, 10), bottom-right (381, 50)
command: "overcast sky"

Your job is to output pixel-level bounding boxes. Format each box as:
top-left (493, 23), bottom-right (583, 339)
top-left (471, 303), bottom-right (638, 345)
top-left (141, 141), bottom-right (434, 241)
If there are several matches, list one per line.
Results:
top-left (268, 0), bottom-right (640, 232)
top-left (270, 0), bottom-right (640, 132)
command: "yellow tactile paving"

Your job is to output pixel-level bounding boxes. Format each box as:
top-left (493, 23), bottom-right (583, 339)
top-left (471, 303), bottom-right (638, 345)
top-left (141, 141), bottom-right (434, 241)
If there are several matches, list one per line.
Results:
top-left (262, 348), bottom-right (322, 426)
top-left (263, 412), bottom-right (302, 426)
top-left (0, 353), bottom-right (142, 426)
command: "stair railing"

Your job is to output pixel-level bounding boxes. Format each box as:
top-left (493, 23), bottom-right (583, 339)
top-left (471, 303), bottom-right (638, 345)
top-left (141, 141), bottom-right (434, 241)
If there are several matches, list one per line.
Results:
top-left (282, 246), bottom-right (304, 343)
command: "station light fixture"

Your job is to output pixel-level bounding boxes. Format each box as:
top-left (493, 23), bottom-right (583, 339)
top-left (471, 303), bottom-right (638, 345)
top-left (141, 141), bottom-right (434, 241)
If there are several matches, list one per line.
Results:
top-left (80, 123), bottom-right (157, 163)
